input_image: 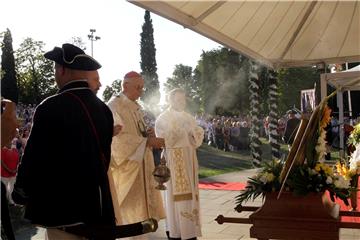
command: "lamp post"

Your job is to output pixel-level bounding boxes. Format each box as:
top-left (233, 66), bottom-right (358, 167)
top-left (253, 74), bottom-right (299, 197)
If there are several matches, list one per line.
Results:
top-left (88, 29), bottom-right (101, 57)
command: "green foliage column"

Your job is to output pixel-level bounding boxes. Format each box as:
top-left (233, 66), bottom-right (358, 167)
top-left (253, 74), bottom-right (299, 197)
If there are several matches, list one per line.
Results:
top-left (249, 61), bottom-right (262, 166)
top-left (1, 29), bottom-right (18, 103)
top-left (140, 10), bottom-right (160, 112)
top-left (268, 69), bottom-right (281, 160)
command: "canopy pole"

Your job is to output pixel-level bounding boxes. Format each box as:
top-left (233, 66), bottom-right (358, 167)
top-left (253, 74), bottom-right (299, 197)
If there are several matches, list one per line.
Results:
top-left (345, 63), bottom-right (353, 124)
top-left (320, 73), bottom-right (327, 100)
top-left (348, 91), bottom-right (353, 124)
top-left (337, 91), bottom-right (345, 159)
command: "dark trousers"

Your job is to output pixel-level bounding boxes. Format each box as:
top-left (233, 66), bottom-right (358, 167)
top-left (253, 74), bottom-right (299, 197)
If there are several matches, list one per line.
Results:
top-left (1, 182), bottom-right (15, 240)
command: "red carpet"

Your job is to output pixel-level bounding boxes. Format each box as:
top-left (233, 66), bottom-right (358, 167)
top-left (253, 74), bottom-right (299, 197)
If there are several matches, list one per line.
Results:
top-left (198, 181), bottom-right (246, 191)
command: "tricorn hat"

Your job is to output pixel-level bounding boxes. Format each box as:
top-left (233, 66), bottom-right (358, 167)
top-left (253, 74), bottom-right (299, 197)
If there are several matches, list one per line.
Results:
top-left (44, 43), bottom-right (101, 70)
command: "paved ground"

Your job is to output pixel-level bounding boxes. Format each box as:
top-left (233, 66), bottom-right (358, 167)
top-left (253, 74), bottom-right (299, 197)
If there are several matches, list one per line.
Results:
top-left (12, 168), bottom-right (360, 239)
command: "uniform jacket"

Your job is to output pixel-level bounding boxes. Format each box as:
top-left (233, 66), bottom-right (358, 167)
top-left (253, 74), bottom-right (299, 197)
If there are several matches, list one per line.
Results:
top-left (14, 80), bottom-right (115, 228)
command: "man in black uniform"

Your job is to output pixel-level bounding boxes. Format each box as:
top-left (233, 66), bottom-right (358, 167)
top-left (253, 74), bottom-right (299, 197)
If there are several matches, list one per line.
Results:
top-left (12, 43), bottom-right (115, 239)
top-left (283, 110), bottom-right (301, 146)
top-left (13, 44), bottom-right (158, 239)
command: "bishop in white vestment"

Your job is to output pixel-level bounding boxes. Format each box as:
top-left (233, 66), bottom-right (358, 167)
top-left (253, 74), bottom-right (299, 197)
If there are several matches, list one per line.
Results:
top-left (155, 89), bottom-right (204, 240)
top-left (107, 71), bottom-right (166, 239)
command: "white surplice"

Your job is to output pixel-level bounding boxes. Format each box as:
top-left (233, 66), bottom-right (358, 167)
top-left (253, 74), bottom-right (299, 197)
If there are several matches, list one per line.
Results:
top-left (155, 108), bottom-right (204, 239)
top-left (107, 94), bottom-right (165, 236)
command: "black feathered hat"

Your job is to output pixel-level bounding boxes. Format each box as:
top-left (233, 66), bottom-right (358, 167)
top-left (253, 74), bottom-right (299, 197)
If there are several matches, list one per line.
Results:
top-left (44, 43), bottom-right (101, 70)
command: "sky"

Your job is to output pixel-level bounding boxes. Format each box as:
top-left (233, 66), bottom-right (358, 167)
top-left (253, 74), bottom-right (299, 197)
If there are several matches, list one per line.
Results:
top-left (0, 0), bottom-right (221, 101)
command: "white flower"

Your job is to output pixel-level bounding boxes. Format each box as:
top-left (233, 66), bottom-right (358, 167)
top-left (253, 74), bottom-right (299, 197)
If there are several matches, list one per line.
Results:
top-left (326, 176), bottom-right (333, 184)
top-left (349, 144), bottom-right (360, 173)
top-left (315, 129), bottom-right (328, 161)
top-left (259, 172), bottom-right (275, 184)
top-left (259, 174), bottom-right (267, 184)
top-left (334, 176), bottom-right (351, 189)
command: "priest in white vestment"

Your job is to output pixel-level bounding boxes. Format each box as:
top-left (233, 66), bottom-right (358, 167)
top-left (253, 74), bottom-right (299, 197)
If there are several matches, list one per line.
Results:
top-left (155, 88), bottom-right (204, 240)
top-left (107, 71), bottom-right (166, 239)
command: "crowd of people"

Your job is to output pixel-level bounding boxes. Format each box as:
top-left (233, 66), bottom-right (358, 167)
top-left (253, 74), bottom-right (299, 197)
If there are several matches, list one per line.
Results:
top-left (1, 103), bottom-right (35, 207)
top-left (195, 115), bottom-right (251, 151)
top-left (195, 111), bottom-right (302, 152)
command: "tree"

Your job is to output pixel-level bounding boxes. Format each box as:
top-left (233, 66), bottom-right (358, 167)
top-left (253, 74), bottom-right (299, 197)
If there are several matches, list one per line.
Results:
top-left (194, 47), bottom-right (251, 115)
top-left (278, 67), bottom-right (319, 115)
top-left (102, 79), bottom-right (122, 102)
top-left (15, 38), bottom-right (56, 104)
top-left (1, 28), bottom-right (18, 103)
top-left (140, 10), bottom-right (160, 111)
top-left (165, 64), bottom-right (193, 92)
top-left (164, 64), bottom-right (201, 113)
top-left (196, 49), bottom-right (219, 114)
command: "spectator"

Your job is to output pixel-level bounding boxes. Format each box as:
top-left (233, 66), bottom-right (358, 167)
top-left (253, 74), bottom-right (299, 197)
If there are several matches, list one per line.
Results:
top-left (230, 121), bottom-right (240, 151)
top-left (1, 143), bottom-right (20, 204)
top-left (283, 110), bottom-right (301, 146)
top-left (1, 99), bottom-right (18, 240)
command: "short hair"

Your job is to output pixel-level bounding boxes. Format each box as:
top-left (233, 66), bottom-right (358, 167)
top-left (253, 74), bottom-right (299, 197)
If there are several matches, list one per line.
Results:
top-left (168, 88), bottom-right (186, 103)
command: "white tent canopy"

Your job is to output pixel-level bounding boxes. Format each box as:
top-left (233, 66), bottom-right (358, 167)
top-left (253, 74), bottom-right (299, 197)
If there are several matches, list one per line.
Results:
top-left (131, 0), bottom-right (360, 69)
top-left (325, 65), bottom-right (360, 91)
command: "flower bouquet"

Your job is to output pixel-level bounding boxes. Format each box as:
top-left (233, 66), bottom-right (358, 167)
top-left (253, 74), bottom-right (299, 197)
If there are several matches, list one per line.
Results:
top-left (236, 91), bottom-right (354, 208)
top-left (345, 122), bottom-right (360, 210)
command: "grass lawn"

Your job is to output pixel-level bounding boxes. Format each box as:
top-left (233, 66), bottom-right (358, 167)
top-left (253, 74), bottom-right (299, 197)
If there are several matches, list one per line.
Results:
top-left (197, 137), bottom-right (342, 178)
top-left (197, 138), bottom-right (281, 178)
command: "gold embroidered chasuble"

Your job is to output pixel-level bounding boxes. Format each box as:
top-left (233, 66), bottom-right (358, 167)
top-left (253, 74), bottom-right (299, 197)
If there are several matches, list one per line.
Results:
top-left (155, 108), bottom-right (204, 239)
top-left (107, 94), bottom-right (165, 225)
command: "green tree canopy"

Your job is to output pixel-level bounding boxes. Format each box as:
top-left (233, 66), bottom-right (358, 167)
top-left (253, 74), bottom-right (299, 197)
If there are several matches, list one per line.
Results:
top-left (102, 79), bottom-right (122, 102)
top-left (277, 67), bottom-right (320, 115)
top-left (164, 64), bottom-right (201, 113)
top-left (15, 38), bottom-right (56, 104)
top-left (1, 28), bottom-right (18, 103)
top-left (195, 48), bottom-right (251, 115)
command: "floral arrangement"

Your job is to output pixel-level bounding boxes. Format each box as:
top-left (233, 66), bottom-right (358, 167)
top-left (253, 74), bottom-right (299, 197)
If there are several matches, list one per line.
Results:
top-left (236, 92), bottom-right (354, 207)
top-left (348, 123), bottom-right (360, 147)
top-left (345, 122), bottom-right (360, 190)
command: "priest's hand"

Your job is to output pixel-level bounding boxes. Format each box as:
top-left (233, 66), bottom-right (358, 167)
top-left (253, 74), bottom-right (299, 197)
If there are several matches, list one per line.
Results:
top-left (146, 127), bottom-right (155, 137)
top-left (113, 124), bottom-right (123, 136)
top-left (147, 137), bottom-right (165, 149)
